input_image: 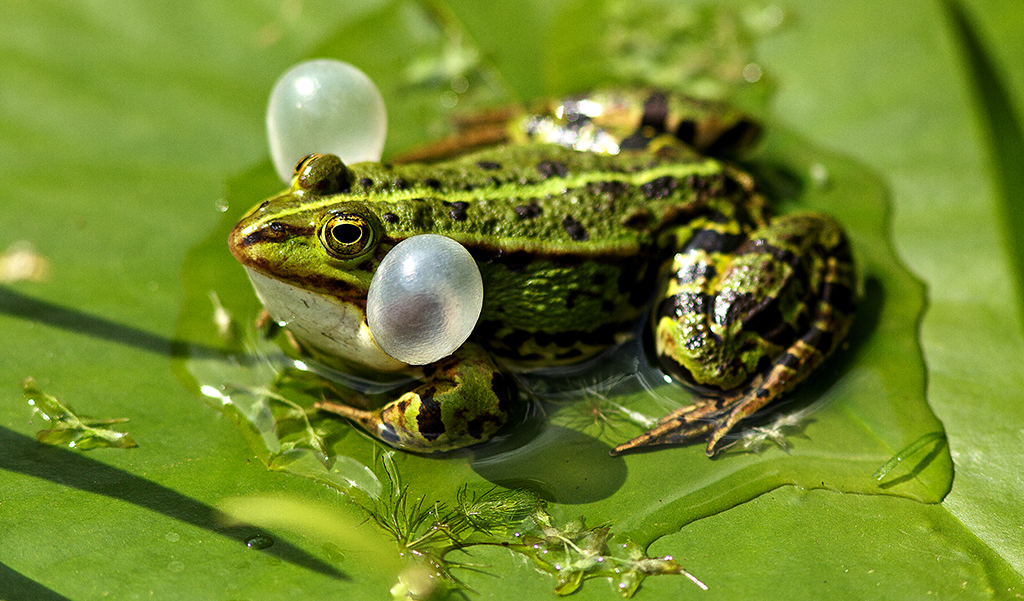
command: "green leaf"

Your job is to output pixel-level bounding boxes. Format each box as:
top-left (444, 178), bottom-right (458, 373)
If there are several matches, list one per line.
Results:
top-left (2, 0), bottom-right (1024, 599)
top-left (942, 0), bottom-right (1024, 337)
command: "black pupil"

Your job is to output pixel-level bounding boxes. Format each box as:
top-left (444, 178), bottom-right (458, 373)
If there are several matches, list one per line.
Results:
top-left (332, 223), bottom-right (363, 245)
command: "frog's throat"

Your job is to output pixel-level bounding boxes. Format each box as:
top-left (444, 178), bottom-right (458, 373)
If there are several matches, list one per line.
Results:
top-left (243, 267), bottom-right (407, 373)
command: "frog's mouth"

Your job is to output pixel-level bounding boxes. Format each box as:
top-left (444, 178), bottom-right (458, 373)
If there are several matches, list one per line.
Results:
top-left (242, 267), bottom-right (408, 373)
top-left (228, 217), bottom-right (311, 277)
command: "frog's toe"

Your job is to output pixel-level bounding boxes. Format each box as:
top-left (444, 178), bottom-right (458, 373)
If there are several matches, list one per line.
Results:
top-left (610, 422), bottom-right (711, 455)
top-left (610, 399), bottom-right (727, 455)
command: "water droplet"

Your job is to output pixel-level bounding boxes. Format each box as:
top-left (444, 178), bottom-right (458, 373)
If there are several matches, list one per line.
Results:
top-left (215, 198), bottom-right (229, 213)
top-left (245, 534), bottom-right (274, 550)
top-left (165, 532), bottom-right (180, 543)
top-left (809, 163), bottom-right (830, 188)
top-left (440, 90), bottom-right (458, 109)
top-left (167, 560), bottom-right (185, 573)
top-left (742, 63), bottom-right (762, 83)
top-left (450, 75), bottom-right (469, 94)
top-left (266, 59), bottom-right (387, 184)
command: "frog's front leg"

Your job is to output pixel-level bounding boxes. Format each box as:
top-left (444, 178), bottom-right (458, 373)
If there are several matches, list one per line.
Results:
top-left (315, 343), bottom-right (515, 453)
top-left (615, 213), bottom-right (857, 456)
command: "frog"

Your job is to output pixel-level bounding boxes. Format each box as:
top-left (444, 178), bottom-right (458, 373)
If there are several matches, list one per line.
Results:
top-left (228, 89), bottom-right (857, 456)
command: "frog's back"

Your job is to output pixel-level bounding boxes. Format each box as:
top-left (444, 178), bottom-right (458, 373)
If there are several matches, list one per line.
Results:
top-left (351, 143), bottom-right (756, 255)
top-left (347, 143), bottom-right (763, 364)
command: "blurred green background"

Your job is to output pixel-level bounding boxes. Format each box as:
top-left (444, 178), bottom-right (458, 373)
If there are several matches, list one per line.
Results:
top-left (2, 0), bottom-right (1024, 599)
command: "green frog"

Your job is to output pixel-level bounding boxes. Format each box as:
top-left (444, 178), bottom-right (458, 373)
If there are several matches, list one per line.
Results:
top-left (229, 89), bottom-right (856, 456)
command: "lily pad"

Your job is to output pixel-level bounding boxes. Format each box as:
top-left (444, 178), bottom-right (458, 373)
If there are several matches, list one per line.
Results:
top-left (2, 0), bottom-right (1023, 599)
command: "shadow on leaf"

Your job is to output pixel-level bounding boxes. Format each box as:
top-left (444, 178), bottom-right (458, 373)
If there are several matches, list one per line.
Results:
top-left (0, 426), bottom-right (345, 581)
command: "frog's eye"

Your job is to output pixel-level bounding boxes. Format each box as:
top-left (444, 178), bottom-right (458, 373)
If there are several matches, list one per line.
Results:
top-left (295, 154), bottom-right (351, 196)
top-left (319, 213), bottom-right (376, 259)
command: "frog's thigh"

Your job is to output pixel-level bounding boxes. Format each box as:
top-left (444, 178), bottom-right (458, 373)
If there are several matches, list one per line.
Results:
top-left (319, 344), bottom-right (515, 453)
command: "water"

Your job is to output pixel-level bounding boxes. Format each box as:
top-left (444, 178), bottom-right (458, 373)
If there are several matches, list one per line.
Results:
top-left (244, 534), bottom-right (274, 550)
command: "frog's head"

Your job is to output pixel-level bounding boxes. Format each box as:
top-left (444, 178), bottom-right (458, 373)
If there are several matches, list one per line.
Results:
top-left (229, 154), bottom-right (406, 372)
top-left (229, 154), bottom-right (387, 300)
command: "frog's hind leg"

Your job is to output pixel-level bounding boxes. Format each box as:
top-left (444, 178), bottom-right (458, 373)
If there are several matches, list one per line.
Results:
top-left (614, 302), bottom-right (851, 456)
top-left (608, 395), bottom-right (733, 455)
top-left (615, 213), bottom-right (857, 456)
top-left (629, 313), bottom-right (848, 457)
top-left (315, 344), bottom-right (516, 453)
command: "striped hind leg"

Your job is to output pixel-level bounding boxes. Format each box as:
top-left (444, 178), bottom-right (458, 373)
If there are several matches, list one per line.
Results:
top-left (614, 293), bottom-right (853, 456)
top-left (615, 213), bottom-right (857, 456)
